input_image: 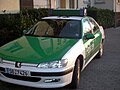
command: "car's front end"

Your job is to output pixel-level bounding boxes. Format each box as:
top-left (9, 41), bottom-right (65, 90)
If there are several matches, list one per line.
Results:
top-left (0, 58), bottom-right (74, 88)
top-left (0, 15), bottom-right (85, 88)
top-left (0, 9), bottom-right (105, 89)
top-left (0, 37), bottom-right (84, 88)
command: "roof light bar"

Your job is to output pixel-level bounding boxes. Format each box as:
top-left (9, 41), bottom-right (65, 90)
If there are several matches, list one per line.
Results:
top-left (49, 9), bottom-right (87, 16)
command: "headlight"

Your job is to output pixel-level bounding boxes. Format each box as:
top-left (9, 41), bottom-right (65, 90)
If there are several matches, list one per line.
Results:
top-left (37, 59), bottom-right (68, 68)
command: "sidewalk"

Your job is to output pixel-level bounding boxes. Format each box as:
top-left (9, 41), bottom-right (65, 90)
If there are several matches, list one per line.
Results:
top-left (115, 27), bottom-right (120, 30)
top-left (105, 27), bottom-right (120, 30)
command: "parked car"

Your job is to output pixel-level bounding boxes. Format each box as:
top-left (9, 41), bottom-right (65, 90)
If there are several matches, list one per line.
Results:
top-left (0, 9), bottom-right (105, 89)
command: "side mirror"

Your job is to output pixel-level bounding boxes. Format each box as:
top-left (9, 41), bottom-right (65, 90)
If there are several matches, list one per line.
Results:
top-left (85, 33), bottom-right (95, 39)
top-left (23, 30), bottom-right (27, 35)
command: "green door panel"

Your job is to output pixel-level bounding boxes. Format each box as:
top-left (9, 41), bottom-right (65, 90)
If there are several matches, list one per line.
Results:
top-left (84, 31), bottom-right (102, 63)
top-left (84, 39), bottom-right (94, 63)
top-left (93, 31), bottom-right (102, 54)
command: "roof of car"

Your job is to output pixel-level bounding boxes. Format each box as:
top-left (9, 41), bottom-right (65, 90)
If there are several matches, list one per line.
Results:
top-left (42, 16), bottom-right (83, 20)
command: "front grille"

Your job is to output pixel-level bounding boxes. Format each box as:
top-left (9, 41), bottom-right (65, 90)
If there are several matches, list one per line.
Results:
top-left (0, 67), bottom-right (5, 72)
top-left (2, 73), bottom-right (41, 82)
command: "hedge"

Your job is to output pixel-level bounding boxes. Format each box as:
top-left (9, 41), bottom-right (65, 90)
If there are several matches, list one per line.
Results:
top-left (0, 8), bottom-right (49, 46)
top-left (87, 7), bottom-right (114, 28)
top-left (0, 8), bottom-right (114, 46)
top-left (20, 8), bottom-right (49, 30)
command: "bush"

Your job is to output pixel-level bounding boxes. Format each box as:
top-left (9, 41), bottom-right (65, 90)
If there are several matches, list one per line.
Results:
top-left (0, 8), bottom-right (49, 46)
top-left (19, 8), bottom-right (49, 32)
top-left (87, 7), bottom-right (114, 28)
top-left (20, 8), bottom-right (49, 30)
top-left (0, 14), bottom-right (21, 46)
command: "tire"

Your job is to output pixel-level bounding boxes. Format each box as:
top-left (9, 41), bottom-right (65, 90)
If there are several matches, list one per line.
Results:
top-left (69, 59), bottom-right (81, 89)
top-left (96, 43), bottom-right (103, 58)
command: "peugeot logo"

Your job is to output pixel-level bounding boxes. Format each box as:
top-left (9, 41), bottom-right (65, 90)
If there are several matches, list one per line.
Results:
top-left (15, 62), bottom-right (21, 68)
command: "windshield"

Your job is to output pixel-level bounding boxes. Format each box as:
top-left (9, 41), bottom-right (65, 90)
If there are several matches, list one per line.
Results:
top-left (25, 19), bottom-right (82, 39)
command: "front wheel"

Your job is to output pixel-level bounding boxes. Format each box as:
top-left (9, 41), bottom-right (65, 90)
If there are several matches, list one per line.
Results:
top-left (69, 59), bottom-right (81, 89)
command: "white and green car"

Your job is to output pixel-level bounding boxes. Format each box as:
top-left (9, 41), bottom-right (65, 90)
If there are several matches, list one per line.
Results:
top-left (0, 10), bottom-right (105, 88)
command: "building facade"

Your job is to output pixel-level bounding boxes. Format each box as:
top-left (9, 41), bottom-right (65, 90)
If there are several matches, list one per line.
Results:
top-left (0, 0), bottom-right (85, 14)
top-left (89, 0), bottom-right (120, 26)
top-left (0, 0), bottom-right (119, 26)
top-left (0, 0), bottom-right (119, 12)
top-left (33, 0), bottom-right (84, 9)
top-left (0, 0), bottom-right (20, 14)
top-left (89, 0), bottom-right (120, 12)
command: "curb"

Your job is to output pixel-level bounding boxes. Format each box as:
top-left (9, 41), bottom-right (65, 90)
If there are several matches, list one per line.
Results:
top-left (105, 27), bottom-right (120, 30)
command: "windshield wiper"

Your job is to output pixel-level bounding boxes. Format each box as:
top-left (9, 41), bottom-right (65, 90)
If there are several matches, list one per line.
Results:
top-left (25, 34), bottom-right (66, 38)
top-left (24, 34), bottom-right (41, 37)
top-left (42, 35), bottom-right (62, 38)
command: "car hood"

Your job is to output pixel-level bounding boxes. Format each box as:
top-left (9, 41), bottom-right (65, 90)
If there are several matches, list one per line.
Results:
top-left (0, 36), bottom-right (79, 64)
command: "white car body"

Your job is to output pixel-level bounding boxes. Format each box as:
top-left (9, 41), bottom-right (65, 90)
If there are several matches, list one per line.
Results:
top-left (0, 15), bottom-right (105, 88)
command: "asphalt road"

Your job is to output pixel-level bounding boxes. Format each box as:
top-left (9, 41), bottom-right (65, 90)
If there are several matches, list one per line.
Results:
top-left (0, 27), bottom-right (120, 90)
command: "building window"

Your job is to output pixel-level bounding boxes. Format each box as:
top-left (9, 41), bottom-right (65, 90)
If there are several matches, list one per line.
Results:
top-left (94, 0), bottom-right (105, 4)
top-left (118, 0), bottom-right (120, 3)
top-left (20, 0), bottom-right (33, 9)
top-left (69, 0), bottom-right (74, 8)
top-left (60, 0), bottom-right (66, 8)
top-left (56, 0), bottom-right (60, 9)
top-left (83, 0), bottom-right (90, 4)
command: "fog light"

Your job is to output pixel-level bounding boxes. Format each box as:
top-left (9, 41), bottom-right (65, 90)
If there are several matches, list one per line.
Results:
top-left (44, 79), bottom-right (60, 83)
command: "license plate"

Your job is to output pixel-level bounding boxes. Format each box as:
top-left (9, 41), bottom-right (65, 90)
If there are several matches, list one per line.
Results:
top-left (5, 68), bottom-right (30, 76)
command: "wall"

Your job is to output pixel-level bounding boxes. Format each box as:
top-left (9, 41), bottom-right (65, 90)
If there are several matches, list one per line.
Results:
top-left (78, 0), bottom-right (84, 9)
top-left (51, 0), bottom-right (56, 8)
top-left (0, 0), bottom-right (20, 14)
top-left (91, 0), bottom-right (114, 10)
top-left (33, 0), bottom-right (48, 8)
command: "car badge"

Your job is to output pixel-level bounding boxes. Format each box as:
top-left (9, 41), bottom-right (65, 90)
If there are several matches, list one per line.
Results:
top-left (15, 62), bottom-right (21, 68)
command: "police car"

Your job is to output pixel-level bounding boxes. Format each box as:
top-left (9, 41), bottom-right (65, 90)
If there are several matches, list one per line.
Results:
top-left (0, 9), bottom-right (105, 88)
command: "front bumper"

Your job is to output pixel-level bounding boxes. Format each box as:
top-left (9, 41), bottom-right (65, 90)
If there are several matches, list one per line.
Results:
top-left (0, 61), bottom-right (73, 88)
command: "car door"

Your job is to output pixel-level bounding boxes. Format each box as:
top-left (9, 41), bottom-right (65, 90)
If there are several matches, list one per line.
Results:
top-left (82, 18), bottom-right (95, 63)
top-left (88, 18), bottom-right (102, 55)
